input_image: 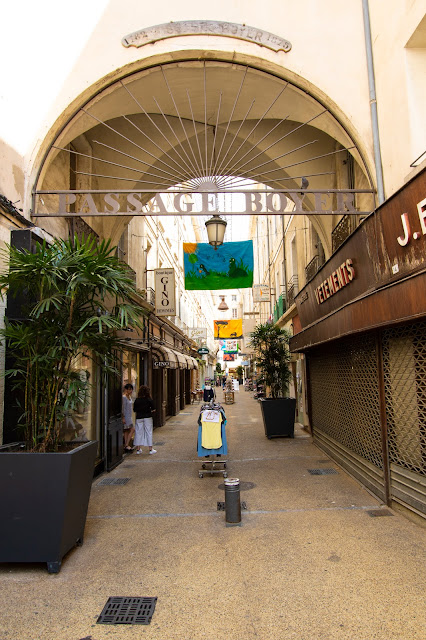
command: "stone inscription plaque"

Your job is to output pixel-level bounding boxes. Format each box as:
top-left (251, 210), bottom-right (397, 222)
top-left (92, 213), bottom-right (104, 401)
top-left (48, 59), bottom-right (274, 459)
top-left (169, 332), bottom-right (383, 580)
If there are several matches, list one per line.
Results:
top-left (122, 20), bottom-right (292, 53)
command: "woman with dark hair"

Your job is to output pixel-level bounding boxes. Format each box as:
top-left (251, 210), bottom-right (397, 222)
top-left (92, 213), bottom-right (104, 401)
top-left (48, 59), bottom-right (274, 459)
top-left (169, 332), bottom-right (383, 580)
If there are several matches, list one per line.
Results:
top-left (133, 385), bottom-right (157, 455)
top-left (122, 383), bottom-right (135, 451)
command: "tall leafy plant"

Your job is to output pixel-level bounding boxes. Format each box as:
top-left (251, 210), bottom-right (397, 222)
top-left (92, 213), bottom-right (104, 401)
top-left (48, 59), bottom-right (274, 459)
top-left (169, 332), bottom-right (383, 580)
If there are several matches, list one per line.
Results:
top-left (0, 235), bottom-right (145, 451)
top-left (249, 322), bottom-right (291, 399)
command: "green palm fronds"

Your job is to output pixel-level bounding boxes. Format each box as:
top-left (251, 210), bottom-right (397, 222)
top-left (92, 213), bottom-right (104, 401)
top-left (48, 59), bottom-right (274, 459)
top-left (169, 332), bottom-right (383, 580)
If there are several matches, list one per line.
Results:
top-left (249, 323), bottom-right (291, 399)
top-left (0, 235), bottom-right (147, 451)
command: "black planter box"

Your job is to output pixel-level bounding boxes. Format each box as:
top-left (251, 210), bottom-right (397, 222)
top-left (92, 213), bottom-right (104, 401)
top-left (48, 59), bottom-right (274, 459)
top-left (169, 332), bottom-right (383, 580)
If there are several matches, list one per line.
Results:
top-left (259, 397), bottom-right (296, 438)
top-left (0, 440), bottom-right (97, 573)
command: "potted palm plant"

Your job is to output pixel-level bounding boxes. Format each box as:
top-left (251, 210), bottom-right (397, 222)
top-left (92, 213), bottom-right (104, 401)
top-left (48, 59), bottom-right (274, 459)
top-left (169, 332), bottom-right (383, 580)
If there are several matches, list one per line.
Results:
top-left (249, 322), bottom-right (296, 438)
top-left (0, 234), bottom-right (145, 572)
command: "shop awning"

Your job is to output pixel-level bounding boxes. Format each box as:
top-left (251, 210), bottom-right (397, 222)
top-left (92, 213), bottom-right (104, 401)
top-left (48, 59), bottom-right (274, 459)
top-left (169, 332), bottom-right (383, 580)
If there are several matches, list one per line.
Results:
top-left (152, 345), bottom-right (178, 369)
top-left (172, 350), bottom-right (188, 370)
top-left (185, 355), bottom-right (199, 370)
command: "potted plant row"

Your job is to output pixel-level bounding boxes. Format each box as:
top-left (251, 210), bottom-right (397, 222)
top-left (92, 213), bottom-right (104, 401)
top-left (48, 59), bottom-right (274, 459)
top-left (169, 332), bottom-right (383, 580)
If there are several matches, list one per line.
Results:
top-left (0, 235), bottom-right (145, 572)
top-left (249, 322), bottom-right (296, 438)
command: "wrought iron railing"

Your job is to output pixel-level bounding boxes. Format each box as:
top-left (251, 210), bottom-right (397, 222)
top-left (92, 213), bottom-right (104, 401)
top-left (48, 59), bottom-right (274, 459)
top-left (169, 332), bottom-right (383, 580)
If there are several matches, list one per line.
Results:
top-left (332, 215), bottom-right (353, 253)
top-left (305, 254), bottom-right (324, 283)
top-left (287, 275), bottom-right (298, 308)
top-left (140, 287), bottom-right (155, 306)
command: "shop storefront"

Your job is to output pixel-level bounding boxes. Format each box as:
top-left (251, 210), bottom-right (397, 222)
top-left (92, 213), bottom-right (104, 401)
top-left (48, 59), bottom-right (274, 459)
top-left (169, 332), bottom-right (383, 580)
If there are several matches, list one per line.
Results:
top-left (290, 168), bottom-right (426, 520)
top-left (151, 344), bottom-right (198, 426)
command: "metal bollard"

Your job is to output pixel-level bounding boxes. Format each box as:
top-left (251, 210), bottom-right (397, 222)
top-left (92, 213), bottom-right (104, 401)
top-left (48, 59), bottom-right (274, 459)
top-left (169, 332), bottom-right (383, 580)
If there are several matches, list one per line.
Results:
top-left (224, 477), bottom-right (241, 525)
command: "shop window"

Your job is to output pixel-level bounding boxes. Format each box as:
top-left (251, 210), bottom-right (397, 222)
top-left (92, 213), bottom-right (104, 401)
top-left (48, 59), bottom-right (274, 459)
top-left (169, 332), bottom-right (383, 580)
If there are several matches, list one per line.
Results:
top-left (59, 353), bottom-right (97, 443)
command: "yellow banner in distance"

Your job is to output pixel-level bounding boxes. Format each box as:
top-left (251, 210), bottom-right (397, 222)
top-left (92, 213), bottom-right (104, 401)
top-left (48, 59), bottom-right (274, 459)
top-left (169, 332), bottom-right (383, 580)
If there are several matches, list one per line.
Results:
top-left (214, 319), bottom-right (243, 340)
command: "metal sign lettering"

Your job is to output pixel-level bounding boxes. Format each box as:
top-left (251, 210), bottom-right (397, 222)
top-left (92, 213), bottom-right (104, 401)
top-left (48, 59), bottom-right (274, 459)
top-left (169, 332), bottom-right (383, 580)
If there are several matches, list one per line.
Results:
top-left (33, 189), bottom-right (374, 218)
top-left (153, 361), bottom-right (170, 368)
top-left (396, 196), bottom-right (426, 247)
top-left (122, 21), bottom-right (292, 53)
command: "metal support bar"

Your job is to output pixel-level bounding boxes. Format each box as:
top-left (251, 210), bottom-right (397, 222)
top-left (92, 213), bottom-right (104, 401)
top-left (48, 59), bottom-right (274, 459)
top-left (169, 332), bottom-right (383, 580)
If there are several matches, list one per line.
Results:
top-left (376, 331), bottom-right (391, 506)
top-left (32, 210), bottom-right (373, 218)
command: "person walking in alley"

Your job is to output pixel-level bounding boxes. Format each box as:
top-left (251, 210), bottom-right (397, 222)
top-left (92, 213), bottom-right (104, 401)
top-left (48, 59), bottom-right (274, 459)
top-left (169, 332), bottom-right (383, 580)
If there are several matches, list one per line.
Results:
top-left (203, 380), bottom-right (215, 402)
top-left (133, 385), bottom-right (157, 455)
top-left (122, 383), bottom-right (135, 452)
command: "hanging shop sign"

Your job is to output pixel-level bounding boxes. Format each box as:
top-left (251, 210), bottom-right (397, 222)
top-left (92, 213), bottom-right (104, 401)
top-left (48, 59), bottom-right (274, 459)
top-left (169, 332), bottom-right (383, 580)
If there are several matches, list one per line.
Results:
top-left (253, 284), bottom-right (270, 302)
top-left (188, 327), bottom-right (207, 340)
top-left (154, 268), bottom-right (176, 316)
top-left (314, 259), bottom-right (355, 305)
top-left (122, 21), bottom-right (292, 53)
top-left (197, 347), bottom-right (210, 355)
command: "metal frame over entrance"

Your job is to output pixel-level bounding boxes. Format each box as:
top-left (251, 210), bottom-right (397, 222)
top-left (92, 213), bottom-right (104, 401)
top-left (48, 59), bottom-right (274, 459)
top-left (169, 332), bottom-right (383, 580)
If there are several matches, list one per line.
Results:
top-left (33, 60), bottom-right (376, 223)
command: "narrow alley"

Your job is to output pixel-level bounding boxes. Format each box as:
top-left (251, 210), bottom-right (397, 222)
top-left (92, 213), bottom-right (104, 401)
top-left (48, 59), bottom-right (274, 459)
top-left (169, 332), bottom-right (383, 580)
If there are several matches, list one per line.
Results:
top-left (1, 388), bottom-right (424, 640)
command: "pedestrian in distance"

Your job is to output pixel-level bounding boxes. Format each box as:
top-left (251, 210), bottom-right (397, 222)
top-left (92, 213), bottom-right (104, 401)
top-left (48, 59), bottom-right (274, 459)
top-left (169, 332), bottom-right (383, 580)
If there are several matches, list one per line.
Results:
top-left (122, 383), bottom-right (135, 452)
top-left (133, 385), bottom-right (157, 455)
top-left (203, 380), bottom-right (215, 402)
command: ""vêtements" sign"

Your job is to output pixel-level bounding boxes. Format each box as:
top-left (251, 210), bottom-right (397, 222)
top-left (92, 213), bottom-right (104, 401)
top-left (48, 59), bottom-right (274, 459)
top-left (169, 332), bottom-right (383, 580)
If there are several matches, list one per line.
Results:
top-left (314, 259), bottom-right (355, 304)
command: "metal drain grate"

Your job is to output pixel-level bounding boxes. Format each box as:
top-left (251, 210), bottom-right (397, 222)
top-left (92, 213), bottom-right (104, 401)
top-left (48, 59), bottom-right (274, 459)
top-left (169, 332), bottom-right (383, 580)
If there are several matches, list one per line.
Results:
top-left (366, 509), bottom-right (394, 517)
top-left (307, 468), bottom-right (338, 475)
top-left (97, 596), bottom-right (157, 625)
top-left (97, 478), bottom-right (130, 486)
top-left (153, 441), bottom-right (165, 446)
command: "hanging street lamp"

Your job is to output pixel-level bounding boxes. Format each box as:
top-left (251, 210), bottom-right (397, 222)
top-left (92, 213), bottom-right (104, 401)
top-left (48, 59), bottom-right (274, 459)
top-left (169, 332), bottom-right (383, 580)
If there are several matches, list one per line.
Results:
top-left (218, 295), bottom-right (229, 311)
top-left (205, 214), bottom-right (227, 250)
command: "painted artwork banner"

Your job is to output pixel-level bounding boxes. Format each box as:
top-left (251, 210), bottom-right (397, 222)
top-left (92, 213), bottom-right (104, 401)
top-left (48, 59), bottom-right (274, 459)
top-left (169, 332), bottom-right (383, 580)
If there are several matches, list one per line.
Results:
top-left (183, 241), bottom-right (253, 290)
top-left (214, 319), bottom-right (243, 340)
top-left (219, 339), bottom-right (238, 351)
top-left (223, 353), bottom-right (235, 361)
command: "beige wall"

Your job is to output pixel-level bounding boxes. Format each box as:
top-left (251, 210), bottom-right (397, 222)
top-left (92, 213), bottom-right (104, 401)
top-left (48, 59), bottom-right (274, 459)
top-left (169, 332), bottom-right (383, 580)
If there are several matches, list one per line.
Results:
top-left (0, 1), bottom-right (400, 209)
top-left (0, 1), bottom-right (424, 232)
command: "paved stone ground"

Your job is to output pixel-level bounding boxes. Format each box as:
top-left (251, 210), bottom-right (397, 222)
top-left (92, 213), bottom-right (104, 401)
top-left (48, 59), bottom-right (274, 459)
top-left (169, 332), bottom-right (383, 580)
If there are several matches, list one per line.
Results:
top-left (1, 388), bottom-right (425, 640)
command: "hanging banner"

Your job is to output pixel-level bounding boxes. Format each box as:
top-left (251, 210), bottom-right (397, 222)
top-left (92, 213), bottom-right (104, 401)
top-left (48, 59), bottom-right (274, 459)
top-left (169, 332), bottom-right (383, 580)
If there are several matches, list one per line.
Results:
top-left (224, 339), bottom-right (238, 351)
top-left (154, 268), bottom-right (176, 316)
top-left (223, 353), bottom-right (235, 361)
top-left (183, 241), bottom-right (253, 290)
top-left (214, 319), bottom-right (243, 340)
top-left (253, 284), bottom-right (270, 302)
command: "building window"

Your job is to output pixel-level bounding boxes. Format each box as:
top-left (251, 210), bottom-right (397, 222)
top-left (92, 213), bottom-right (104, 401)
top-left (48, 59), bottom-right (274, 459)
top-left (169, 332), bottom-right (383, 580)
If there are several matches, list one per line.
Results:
top-left (232, 308), bottom-right (238, 318)
top-left (232, 295), bottom-right (237, 302)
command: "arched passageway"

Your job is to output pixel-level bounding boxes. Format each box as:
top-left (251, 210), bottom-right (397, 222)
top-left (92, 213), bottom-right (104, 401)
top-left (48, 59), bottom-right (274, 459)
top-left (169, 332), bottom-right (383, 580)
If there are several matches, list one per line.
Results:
top-left (34, 59), bottom-right (374, 250)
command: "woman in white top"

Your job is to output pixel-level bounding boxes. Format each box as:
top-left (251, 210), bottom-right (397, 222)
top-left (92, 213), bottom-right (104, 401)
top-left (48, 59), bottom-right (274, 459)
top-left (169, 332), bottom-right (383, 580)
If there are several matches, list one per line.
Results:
top-left (122, 383), bottom-right (135, 451)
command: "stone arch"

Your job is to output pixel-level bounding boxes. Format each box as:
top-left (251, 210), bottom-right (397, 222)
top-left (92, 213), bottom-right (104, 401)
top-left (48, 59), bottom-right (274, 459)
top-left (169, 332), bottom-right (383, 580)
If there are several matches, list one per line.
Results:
top-left (32, 53), bottom-right (376, 223)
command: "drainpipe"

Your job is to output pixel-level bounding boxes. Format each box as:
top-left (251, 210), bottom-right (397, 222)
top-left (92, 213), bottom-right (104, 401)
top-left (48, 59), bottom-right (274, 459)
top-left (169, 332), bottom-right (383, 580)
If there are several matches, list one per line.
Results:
top-left (266, 216), bottom-right (273, 320)
top-left (362, 0), bottom-right (385, 204)
top-left (281, 214), bottom-right (288, 311)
